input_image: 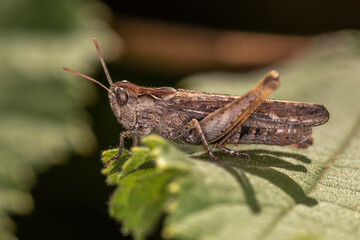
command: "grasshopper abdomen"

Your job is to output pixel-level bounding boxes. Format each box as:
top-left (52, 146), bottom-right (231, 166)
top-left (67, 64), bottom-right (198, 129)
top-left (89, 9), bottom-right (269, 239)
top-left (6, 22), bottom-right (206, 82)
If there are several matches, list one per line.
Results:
top-left (228, 125), bottom-right (313, 148)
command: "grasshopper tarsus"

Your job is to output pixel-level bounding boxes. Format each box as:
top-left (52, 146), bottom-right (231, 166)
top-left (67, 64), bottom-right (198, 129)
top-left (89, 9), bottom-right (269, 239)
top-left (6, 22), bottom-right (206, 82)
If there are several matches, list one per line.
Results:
top-left (208, 154), bottom-right (221, 164)
top-left (215, 144), bottom-right (251, 161)
top-left (106, 153), bottom-right (122, 166)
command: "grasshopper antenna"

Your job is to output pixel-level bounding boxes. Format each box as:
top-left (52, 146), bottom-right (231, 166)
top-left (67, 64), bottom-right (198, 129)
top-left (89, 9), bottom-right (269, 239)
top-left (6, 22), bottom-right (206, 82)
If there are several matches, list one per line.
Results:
top-left (93, 38), bottom-right (114, 86)
top-left (62, 67), bottom-right (113, 94)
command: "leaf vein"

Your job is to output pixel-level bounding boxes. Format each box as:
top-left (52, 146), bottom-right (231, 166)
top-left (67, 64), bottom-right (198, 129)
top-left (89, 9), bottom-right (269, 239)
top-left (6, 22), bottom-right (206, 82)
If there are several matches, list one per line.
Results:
top-left (317, 182), bottom-right (360, 194)
top-left (318, 199), bottom-right (360, 214)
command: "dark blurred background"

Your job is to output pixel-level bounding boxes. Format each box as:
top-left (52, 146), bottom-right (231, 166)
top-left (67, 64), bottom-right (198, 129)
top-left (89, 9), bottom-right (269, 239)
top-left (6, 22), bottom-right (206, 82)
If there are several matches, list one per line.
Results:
top-left (8, 0), bottom-right (360, 239)
top-left (104, 0), bottom-right (360, 34)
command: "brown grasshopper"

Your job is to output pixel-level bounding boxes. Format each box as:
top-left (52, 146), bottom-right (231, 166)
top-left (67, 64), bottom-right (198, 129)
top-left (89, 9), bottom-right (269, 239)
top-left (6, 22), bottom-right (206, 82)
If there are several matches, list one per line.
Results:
top-left (63, 38), bottom-right (329, 164)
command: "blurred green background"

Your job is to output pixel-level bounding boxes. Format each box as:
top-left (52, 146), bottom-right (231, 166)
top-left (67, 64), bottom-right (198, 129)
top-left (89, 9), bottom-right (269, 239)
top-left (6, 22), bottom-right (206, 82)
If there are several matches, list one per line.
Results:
top-left (1, 0), bottom-right (360, 239)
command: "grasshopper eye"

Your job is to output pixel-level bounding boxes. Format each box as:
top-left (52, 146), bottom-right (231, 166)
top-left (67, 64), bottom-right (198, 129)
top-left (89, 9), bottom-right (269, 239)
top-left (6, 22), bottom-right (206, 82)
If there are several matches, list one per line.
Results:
top-left (115, 87), bottom-right (128, 106)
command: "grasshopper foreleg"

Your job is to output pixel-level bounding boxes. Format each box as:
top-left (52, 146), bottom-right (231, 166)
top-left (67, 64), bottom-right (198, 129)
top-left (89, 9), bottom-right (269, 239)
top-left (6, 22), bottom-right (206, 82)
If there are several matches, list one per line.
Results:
top-left (132, 136), bottom-right (139, 147)
top-left (107, 128), bottom-right (152, 165)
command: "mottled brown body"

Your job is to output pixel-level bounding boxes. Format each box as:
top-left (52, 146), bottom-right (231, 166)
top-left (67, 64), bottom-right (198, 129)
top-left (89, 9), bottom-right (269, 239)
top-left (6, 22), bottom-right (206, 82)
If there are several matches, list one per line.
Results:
top-left (64, 38), bottom-right (330, 164)
top-left (109, 79), bottom-right (328, 147)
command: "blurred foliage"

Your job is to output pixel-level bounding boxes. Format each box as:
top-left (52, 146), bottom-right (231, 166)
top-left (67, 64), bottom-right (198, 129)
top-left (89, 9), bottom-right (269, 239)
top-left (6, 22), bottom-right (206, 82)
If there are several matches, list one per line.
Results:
top-left (0, 0), bottom-right (120, 239)
top-left (102, 31), bottom-right (360, 240)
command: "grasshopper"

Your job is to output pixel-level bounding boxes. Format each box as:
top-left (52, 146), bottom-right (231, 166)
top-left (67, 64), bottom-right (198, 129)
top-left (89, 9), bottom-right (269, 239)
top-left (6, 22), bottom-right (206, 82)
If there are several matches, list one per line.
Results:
top-left (63, 38), bottom-right (329, 164)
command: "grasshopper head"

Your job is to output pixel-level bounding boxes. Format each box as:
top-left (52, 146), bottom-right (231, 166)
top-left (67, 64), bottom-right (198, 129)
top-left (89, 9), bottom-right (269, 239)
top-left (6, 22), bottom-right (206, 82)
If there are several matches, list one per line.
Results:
top-left (109, 80), bottom-right (139, 129)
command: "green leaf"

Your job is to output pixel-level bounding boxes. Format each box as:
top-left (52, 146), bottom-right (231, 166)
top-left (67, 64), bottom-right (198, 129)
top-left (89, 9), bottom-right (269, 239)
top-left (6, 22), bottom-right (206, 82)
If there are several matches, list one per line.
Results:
top-left (105, 136), bottom-right (190, 239)
top-left (0, 0), bottom-right (120, 239)
top-left (103, 31), bottom-right (360, 240)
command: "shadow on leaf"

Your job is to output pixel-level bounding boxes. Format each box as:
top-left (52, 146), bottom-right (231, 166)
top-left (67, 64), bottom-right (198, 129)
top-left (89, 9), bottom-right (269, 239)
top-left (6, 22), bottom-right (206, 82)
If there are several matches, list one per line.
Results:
top-left (223, 166), bottom-right (261, 213)
top-left (198, 149), bottom-right (318, 212)
top-left (246, 149), bottom-right (312, 163)
top-left (218, 149), bottom-right (310, 173)
top-left (242, 167), bottom-right (317, 207)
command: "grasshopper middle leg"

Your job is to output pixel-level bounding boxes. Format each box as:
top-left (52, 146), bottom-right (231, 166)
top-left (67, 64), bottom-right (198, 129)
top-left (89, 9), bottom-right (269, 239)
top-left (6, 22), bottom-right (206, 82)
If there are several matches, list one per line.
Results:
top-left (172, 119), bottom-right (220, 162)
